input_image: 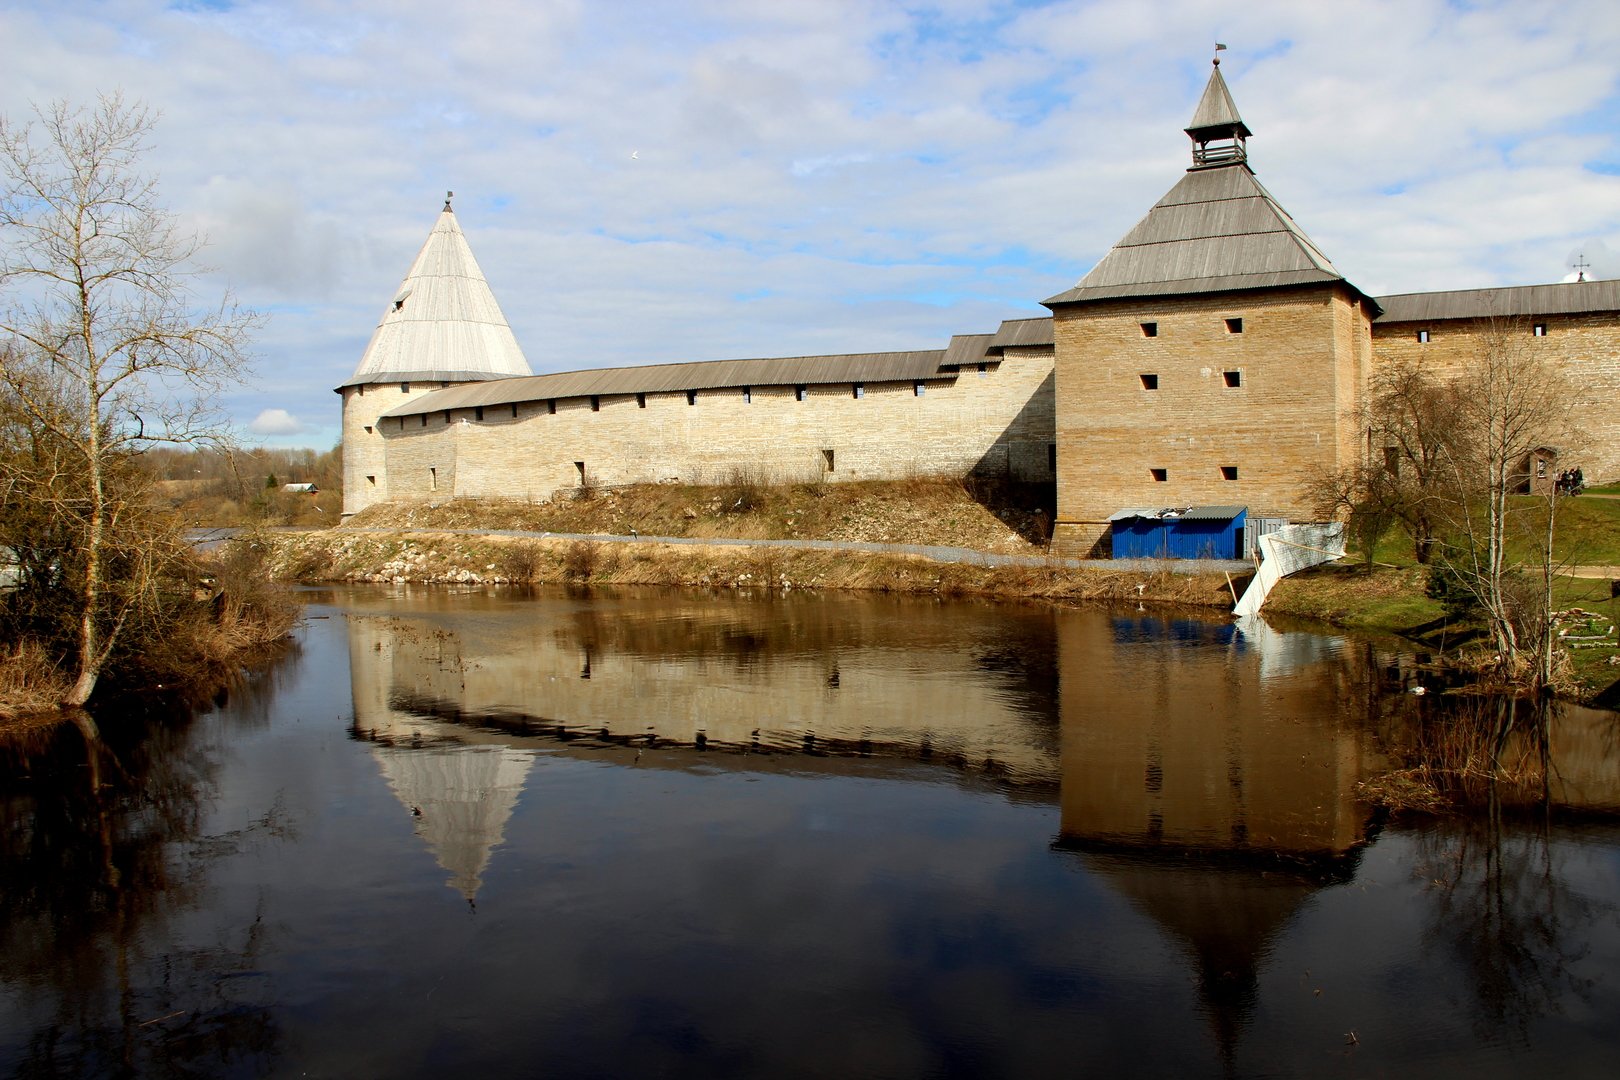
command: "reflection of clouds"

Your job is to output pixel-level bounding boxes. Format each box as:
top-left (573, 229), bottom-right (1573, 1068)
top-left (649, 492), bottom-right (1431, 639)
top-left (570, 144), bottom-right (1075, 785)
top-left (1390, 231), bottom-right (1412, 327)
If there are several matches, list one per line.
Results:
top-left (1233, 614), bottom-right (1347, 683)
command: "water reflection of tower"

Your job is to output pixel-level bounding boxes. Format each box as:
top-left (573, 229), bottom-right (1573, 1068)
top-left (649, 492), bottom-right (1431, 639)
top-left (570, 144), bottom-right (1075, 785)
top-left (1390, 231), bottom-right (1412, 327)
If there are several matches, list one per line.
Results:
top-left (1053, 611), bottom-right (1390, 1068)
top-left (349, 612), bottom-right (534, 904)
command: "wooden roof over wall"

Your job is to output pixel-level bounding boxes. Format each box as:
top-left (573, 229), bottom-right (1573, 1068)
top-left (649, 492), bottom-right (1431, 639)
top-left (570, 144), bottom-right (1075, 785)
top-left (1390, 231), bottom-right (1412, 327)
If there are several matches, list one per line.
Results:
top-left (380, 349), bottom-right (951, 418)
top-left (1043, 164), bottom-right (1360, 307)
top-left (989, 317), bottom-right (1055, 351)
top-left (1185, 63), bottom-right (1250, 139)
top-left (941, 333), bottom-right (995, 368)
top-left (1374, 279), bottom-right (1620, 323)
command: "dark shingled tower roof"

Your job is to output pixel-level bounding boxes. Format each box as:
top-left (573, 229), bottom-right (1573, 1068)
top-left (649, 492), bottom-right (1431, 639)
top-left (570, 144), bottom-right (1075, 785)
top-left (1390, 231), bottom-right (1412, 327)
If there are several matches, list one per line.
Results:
top-left (1185, 61), bottom-right (1251, 141)
top-left (1045, 59), bottom-right (1375, 312)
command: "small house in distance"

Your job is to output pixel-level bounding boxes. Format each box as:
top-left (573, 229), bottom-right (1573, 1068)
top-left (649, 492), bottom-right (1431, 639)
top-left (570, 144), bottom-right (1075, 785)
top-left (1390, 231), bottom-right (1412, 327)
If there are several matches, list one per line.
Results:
top-left (1109, 506), bottom-right (1248, 560)
top-left (282, 483), bottom-right (320, 494)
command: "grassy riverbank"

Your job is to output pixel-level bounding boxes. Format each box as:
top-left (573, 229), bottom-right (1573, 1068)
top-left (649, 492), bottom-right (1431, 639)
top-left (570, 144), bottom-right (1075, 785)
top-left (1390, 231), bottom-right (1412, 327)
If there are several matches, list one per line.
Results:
top-left (1267, 562), bottom-right (1619, 700)
top-left (0, 540), bottom-right (299, 724)
top-left (345, 475), bottom-right (1056, 552)
top-left (265, 528), bottom-right (1239, 607)
top-left (259, 480), bottom-right (1620, 705)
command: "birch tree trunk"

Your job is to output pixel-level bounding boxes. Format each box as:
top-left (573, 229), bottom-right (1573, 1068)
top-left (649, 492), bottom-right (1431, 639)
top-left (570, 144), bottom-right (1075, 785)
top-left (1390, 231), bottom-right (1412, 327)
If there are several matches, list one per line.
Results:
top-left (1, 95), bottom-right (258, 707)
top-left (1435, 317), bottom-right (1575, 679)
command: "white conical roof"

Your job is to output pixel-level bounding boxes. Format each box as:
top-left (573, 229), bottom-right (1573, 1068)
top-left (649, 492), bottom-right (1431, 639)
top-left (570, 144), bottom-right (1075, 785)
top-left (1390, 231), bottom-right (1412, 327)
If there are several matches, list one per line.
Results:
top-left (342, 202), bottom-right (533, 387)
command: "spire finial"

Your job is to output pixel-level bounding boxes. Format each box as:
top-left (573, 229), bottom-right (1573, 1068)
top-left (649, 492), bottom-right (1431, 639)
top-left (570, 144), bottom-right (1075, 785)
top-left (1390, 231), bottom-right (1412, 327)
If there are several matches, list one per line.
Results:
top-left (1573, 252), bottom-right (1590, 283)
top-left (1186, 50), bottom-right (1248, 168)
top-left (444, 190), bottom-right (454, 213)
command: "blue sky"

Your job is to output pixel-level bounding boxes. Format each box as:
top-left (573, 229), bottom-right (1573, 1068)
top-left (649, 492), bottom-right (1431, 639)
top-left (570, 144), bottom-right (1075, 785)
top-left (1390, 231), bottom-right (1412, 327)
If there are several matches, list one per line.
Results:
top-left (4, 0), bottom-right (1618, 449)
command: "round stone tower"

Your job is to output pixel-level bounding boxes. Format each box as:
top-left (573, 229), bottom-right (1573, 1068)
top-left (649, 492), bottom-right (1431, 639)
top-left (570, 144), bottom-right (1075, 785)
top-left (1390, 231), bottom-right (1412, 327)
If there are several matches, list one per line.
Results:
top-left (337, 194), bottom-right (532, 518)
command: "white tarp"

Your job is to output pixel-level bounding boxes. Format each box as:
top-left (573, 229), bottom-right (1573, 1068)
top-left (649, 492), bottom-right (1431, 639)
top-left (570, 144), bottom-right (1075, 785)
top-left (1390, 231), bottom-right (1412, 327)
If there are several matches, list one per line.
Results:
top-left (1232, 522), bottom-right (1346, 617)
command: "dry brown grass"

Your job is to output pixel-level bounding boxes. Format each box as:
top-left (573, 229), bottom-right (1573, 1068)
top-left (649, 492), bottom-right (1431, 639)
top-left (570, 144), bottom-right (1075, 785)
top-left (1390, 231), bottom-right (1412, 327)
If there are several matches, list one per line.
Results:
top-left (263, 529), bottom-right (1238, 610)
top-left (563, 540), bottom-right (600, 582)
top-left (1357, 695), bottom-right (1562, 816)
top-left (344, 476), bottom-right (1050, 555)
top-left (1354, 767), bottom-right (1453, 815)
top-left (99, 535), bottom-right (302, 690)
top-left (0, 640), bottom-right (71, 721)
top-left (493, 540), bottom-right (544, 583)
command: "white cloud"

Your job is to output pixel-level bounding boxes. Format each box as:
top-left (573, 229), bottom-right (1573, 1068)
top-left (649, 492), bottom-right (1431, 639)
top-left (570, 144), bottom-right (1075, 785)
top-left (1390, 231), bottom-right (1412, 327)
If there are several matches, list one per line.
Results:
top-left (3, 0), bottom-right (1618, 446)
top-left (248, 408), bottom-right (307, 436)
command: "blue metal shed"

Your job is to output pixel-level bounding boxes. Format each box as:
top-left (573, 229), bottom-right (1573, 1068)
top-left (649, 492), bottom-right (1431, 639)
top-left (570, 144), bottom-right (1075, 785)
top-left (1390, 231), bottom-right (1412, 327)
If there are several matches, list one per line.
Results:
top-left (1108, 506), bottom-right (1248, 560)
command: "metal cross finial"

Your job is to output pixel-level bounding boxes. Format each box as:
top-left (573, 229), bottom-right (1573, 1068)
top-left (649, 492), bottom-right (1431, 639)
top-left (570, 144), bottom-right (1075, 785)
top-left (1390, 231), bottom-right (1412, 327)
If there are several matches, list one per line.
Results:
top-left (1573, 252), bottom-right (1590, 283)
top-left (444, 190), bottom-right (454, 212)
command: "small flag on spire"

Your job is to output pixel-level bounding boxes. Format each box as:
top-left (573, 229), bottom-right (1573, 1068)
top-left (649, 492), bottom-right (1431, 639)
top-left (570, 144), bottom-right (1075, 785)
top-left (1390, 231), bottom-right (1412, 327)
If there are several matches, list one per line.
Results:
top-left (1215, 43), bottom-right (1227, 51)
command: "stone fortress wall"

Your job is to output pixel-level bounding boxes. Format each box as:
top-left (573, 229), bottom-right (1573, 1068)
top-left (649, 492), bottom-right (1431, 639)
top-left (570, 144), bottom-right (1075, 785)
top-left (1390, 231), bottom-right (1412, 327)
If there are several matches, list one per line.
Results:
top-left (338, 61), bottom-right (1620, 535)
top-left (341, 382), bottom-right (412, 514)
top-left (370, 344), bottom-right (1056, 509)
top-left (346, 289), bottom-right (1620, 533)
top-left (1050, 286), bottom-right (1375, 556)
top-left (1045, 289), bottom-right (1620, 555)
top-left (1372, 311), bottom-right (1620, 485)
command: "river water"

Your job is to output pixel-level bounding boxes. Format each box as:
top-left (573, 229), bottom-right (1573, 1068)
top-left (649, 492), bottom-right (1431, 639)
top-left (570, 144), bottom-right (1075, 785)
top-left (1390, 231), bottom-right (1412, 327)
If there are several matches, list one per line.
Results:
top-left (3, 585), bottom-right (1618, 1078)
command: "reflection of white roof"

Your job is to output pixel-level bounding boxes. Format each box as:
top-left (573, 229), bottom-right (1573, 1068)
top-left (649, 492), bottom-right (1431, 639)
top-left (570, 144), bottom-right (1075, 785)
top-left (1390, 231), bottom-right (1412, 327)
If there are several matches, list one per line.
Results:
top-left (371, 743), bottom-right (534, 900)
top-left (342, 207), bottom-right (533, 388)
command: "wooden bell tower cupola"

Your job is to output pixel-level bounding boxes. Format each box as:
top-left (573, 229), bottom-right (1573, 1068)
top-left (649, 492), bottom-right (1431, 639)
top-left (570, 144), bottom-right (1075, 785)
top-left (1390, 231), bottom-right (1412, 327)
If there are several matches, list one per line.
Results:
top-left (1185, 58), bottom-right (1251, 168)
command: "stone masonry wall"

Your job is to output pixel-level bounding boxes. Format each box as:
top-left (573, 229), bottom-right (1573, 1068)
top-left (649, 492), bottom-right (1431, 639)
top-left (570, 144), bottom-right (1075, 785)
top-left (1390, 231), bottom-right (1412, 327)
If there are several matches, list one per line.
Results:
top-left (345, 292), bottom-right (1620, 542)
top-left (1050, 285), bottom-right (1367, 557)
top-left (1372, 312), bottom-right (1620, 485)
top-left (342, 382), bottom-right (413, 516)
top-left (369, 348), bottom-right (1056, 504)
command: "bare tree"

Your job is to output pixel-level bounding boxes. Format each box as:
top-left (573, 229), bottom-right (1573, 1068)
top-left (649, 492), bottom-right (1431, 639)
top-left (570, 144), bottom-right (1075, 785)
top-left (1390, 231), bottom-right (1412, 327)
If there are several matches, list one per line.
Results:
top-left (1366, 360), bottom-right (1457, 563)
top-left (0, 95), bottom-right (259, 706)
top-left (1309, 359), bottom-right (1457, 565)
top-left (1432, 318), bottom-right (1576, 682)
top-left (1309, 318), bottom-right (1577, 687)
